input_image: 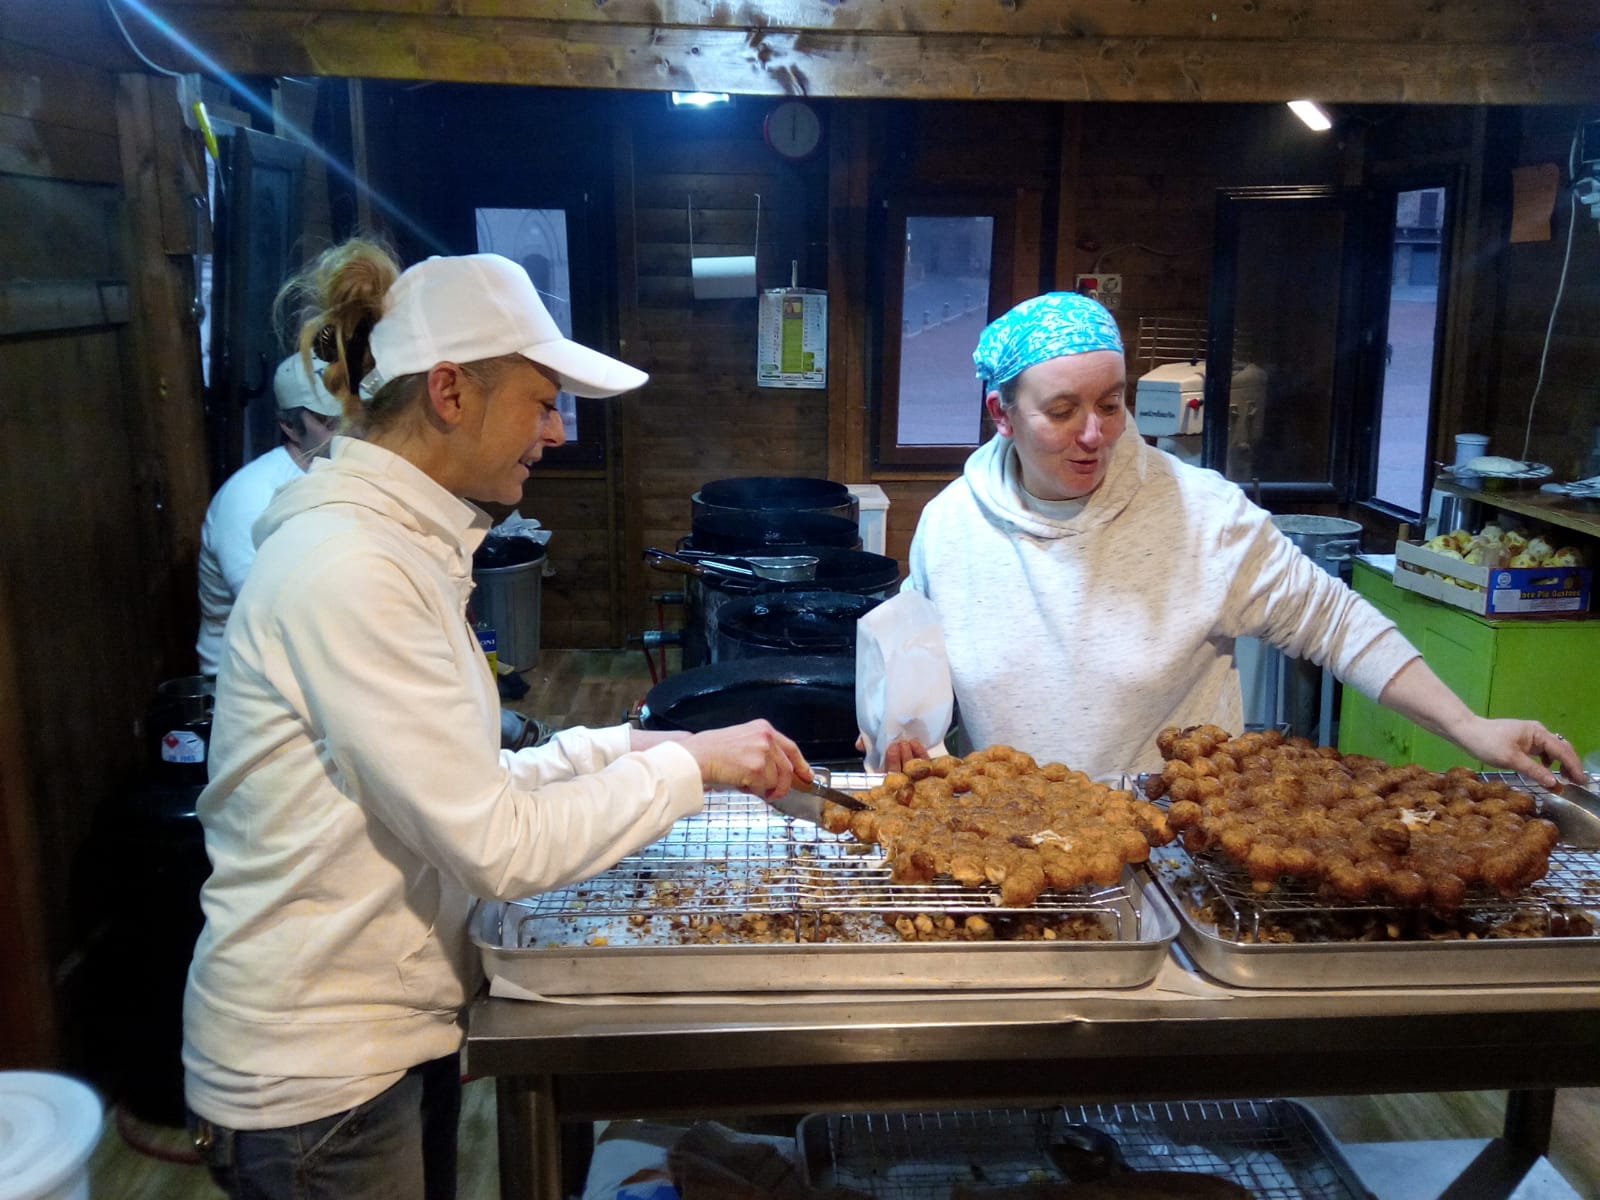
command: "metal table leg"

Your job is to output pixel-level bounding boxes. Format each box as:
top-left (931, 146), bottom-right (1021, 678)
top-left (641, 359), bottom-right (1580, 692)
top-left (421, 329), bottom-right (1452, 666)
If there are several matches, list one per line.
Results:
top-left (496, 1074), bottom-right (562, 1200)
top-left (1502, 1087), bottom-right (1556, 1157)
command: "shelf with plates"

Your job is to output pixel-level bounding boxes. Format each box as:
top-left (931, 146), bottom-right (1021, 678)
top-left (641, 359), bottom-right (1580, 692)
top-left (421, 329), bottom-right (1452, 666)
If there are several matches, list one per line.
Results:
top-left (1432, 477), bottom-right (1600, 541)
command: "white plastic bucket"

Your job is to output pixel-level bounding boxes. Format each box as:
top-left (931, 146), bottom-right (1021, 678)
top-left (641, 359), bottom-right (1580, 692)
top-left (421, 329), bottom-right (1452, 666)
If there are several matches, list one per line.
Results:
top-left (0, 1073), bottom-right (102, 1200)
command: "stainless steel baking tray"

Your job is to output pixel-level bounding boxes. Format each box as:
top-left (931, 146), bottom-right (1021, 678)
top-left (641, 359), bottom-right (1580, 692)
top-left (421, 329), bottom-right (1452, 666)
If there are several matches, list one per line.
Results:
top-left (1142, 773), bottom-right (1600, 989)
top-left (473, 786), bottom-right (1178, 995)
top-left (798, 1099), bottom-right (1370, 1200)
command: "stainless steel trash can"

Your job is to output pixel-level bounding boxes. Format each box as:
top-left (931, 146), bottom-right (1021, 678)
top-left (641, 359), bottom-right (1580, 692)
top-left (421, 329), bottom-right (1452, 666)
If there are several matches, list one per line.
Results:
top-left (471, 536), bottom-right (546, 672)
top-left (1270, 515), bottom-right (1363, 746)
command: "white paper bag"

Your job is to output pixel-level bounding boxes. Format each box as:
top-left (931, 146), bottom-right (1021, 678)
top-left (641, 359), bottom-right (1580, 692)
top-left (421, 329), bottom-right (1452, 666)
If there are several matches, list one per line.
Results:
top-left (855, 590), bottom-right (953, 771)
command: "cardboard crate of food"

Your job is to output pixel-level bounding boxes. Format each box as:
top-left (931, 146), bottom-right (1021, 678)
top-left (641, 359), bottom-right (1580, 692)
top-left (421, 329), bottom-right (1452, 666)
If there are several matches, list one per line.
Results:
top-left (1394, 539), bottom-right (1592, 615)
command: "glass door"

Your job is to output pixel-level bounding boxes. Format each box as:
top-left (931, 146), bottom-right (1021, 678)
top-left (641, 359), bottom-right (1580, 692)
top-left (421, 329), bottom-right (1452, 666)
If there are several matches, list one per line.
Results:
top-left (1205, 186), bottom-right (1386, 502)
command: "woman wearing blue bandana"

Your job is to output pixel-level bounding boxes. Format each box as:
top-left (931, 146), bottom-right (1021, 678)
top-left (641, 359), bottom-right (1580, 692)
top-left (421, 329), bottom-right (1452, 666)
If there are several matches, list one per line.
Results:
top-left (891, 292), bottom-right (1583, 787)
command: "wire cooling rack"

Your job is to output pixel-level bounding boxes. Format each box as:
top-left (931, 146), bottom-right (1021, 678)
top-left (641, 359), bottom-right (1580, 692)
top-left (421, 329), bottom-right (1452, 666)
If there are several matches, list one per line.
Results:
top-left (798, 1099), bottom-right (1371, 1200)
top-left (1139, 772), bottom-right (1600, 944)
top-left (504, 789), bottom-right (1144, 945)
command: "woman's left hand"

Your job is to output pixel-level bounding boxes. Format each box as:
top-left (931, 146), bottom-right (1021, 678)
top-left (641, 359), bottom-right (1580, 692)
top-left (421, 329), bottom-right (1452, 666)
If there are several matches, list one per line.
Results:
top-left (1453, 717), bottom-right (1585, 789)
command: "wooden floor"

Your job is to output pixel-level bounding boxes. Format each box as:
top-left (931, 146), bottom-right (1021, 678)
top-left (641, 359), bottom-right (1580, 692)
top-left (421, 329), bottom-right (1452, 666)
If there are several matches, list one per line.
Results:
top-left (88, 650), bottom-right (1600, 1199)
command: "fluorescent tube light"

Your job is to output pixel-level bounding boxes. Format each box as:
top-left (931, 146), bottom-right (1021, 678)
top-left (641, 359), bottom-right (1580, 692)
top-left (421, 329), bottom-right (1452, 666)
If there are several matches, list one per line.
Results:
top-left (1288, 100), bottom-right (1333, 132)
top-left (671, 91), bottom-right (731, 108)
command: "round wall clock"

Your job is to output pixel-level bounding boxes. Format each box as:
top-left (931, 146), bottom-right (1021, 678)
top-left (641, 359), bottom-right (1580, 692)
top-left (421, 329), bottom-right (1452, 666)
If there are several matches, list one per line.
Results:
top-left (764, 100), bottom-right (822, 160)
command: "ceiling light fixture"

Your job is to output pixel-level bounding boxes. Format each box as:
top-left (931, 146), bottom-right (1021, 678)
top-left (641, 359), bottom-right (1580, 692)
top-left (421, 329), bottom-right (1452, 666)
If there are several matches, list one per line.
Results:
top-left (671, 91), bottom-right (732, 108)
top-left (1288, 100), bottom-right (1333, 132)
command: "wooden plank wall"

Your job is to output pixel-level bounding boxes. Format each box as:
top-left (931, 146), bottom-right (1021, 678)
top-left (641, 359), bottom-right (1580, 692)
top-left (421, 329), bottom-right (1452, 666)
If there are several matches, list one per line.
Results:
top-left (1071, 104), bottom-right (1350, 340)
top-left (619, 93), bottom-right (832, 636)
top-left (0, 36), bottom-right (130, 1069)
top-left (0, 24), bottom-right (207, 1067)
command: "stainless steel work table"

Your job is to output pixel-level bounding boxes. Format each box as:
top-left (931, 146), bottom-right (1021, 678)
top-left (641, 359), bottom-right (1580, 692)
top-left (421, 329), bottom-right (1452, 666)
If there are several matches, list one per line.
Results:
top-left (466, 976), bottom-right (1600, 1200)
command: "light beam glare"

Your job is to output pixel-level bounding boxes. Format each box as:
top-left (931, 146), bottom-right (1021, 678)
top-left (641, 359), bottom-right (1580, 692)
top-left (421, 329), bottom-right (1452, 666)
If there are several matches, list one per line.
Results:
top-left (116, 0), bottom-right (446, 253)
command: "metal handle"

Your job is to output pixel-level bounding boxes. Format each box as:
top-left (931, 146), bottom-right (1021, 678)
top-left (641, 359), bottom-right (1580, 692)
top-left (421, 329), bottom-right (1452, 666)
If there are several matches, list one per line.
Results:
top-left (645, 549), bottom-right (755, 579)
top-left (644, 551), bottom-right (704, 578)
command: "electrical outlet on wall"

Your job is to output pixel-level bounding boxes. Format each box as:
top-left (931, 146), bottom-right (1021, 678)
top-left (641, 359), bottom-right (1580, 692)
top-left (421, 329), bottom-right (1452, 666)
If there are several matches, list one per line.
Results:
top-left (1074, 273), bottom-right (1122, 309)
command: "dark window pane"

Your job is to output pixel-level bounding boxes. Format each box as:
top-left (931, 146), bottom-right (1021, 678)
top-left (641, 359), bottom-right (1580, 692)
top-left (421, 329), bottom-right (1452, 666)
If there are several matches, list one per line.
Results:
top-left (1226, 205), bottom-right (1345, 484)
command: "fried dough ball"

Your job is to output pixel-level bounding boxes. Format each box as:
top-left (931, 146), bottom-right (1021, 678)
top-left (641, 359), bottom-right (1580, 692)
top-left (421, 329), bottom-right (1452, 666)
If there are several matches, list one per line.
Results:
top-left (909, 777), bottom-right (954, 808)
top-left (820, 802), bottom-right (854, 834)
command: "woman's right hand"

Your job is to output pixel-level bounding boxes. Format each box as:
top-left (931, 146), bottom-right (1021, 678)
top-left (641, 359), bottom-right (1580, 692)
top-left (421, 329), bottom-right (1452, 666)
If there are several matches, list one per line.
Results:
top-left (680, 720), bottom-right (810, 800)
top-left (854, 733), bottom-right (930, 773)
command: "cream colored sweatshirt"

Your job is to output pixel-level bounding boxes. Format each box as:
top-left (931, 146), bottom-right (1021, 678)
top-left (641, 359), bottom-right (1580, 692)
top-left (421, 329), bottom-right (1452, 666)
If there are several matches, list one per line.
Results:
top-left (183, 439), bottom-right (703, 1101)
top-left (907, 426), bottom-right (1419, 780)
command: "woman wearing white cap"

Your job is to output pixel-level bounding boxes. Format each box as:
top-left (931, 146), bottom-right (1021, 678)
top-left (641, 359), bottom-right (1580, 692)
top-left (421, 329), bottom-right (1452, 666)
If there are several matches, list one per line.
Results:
top-left (194, 353), bottom-right (343, 675)
top-left (182, 240), bottom-right (809, 1199)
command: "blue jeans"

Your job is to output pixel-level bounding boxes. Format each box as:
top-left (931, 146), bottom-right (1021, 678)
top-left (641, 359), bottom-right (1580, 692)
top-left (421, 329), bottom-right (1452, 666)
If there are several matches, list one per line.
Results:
top-left (188, 1054), bottom-right (461, 1200)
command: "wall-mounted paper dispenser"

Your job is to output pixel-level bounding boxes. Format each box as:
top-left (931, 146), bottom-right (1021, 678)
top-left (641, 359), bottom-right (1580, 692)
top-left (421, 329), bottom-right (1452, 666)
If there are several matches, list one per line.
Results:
top-left (688, 193), bottom-right (759, 300)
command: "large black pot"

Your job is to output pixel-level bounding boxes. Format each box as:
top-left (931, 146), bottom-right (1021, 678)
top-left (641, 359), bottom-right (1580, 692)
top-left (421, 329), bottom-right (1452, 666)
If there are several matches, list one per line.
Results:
top-left (694, 476), bottom-right (857, 521)
top-left (638, 655), bottom-right (860, 763)
top-left (84, 780), bottom-right (210, 1125)
top-left (689, 509), bottom-right (860, 553)
top-left (714, 590), bottom-right (882, 662)
top-left (147, 675), bottom-right (215, 788)
top-left (661, 545), bottom-right (901, 668)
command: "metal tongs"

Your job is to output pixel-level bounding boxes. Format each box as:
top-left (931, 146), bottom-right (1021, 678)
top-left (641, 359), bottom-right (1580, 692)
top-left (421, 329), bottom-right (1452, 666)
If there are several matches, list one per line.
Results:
top-left (1550, 778), bottom-right (1600, 848)
top-left (769, 767), bottom-right (870, 824)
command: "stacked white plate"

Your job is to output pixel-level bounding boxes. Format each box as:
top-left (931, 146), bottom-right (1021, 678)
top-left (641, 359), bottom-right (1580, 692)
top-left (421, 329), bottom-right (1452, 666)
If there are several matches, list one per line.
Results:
top-left (1443, 455), bottom-right (1554, 483)
top-left (1542, 475), bottom-right (1600, 500)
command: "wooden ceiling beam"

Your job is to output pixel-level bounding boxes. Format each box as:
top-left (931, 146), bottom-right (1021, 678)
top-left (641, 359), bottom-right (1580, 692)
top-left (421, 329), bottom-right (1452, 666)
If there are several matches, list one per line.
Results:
top-left (133, 11), bottom-right (1600, 105)
top-left (150, 0), bottom-right (1600, 47)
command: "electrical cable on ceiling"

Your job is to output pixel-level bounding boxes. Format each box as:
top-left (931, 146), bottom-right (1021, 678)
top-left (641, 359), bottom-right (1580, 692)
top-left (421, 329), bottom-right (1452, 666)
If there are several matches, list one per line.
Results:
top-left (1520, 122), bottom-right (1583, 462)
top-left (1091, 242), bottom-right (1209, 273)
top-left (104, 0), bottom-right (182, 77)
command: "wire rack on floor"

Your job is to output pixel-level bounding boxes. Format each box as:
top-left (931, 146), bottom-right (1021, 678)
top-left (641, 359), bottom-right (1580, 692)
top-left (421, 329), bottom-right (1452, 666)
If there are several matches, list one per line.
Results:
top-left (799, 1099), bottom-right (1371, 1200)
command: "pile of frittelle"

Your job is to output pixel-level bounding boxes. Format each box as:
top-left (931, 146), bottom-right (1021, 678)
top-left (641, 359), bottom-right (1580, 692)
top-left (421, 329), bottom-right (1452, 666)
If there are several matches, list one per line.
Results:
top-left (820, 746), bottom-right (1173, 906)
top-left (1146, 724), bottom-right (1556, 910)
top-left (820, 729), bottom-right (1557, 914)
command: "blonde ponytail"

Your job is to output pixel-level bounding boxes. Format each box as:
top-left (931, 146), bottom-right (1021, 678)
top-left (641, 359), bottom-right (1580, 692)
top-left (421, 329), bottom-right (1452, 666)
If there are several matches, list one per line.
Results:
top-left (276, 238), bottom-right (402, 427)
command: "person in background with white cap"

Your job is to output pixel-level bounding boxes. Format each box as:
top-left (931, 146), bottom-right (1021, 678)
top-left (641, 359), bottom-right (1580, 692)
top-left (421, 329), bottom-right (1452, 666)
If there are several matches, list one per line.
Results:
top-left (195, 353), bottom-right (344, 675)
top-left (876, 291), bottom-right (1584, 789)
top-left (182, 239), bottom-right (810, 1200)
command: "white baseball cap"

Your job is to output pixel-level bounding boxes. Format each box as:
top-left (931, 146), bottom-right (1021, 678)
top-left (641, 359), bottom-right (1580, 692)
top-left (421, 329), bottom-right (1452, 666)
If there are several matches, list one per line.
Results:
top-left (273, 353), bottom-right (345, 418)
top-left (367, 253), bottom-right (648, 399)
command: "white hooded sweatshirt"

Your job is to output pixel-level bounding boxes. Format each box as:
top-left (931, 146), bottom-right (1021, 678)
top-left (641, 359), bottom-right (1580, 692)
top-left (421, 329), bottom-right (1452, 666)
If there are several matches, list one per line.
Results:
top-left (183, 438), bottom-right (703, 1122)
top-left (907, 427), bottom-right (1419, 780)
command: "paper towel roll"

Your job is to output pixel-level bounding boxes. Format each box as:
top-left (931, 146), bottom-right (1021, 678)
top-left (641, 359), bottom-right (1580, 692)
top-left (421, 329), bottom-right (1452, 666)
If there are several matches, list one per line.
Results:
top-left (691, 255), bottom-right (756, 300)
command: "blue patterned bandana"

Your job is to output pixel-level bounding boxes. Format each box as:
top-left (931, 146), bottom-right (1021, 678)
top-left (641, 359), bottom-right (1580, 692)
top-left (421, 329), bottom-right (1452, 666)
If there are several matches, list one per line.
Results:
top-left (973, 292), bottom-right (1124, 389)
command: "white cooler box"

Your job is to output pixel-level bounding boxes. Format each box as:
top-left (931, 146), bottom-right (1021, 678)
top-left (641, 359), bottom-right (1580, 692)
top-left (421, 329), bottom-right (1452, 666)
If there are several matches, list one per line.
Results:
top-left (1135, 361), bottom-right (1206, 436)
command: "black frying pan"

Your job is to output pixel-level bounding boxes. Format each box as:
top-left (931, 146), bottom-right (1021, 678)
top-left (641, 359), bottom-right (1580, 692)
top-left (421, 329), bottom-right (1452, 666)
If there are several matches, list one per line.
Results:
top-left (638, 655), bottom-right (860, 763)
top-left (697, 475), bottom-right (853, 513)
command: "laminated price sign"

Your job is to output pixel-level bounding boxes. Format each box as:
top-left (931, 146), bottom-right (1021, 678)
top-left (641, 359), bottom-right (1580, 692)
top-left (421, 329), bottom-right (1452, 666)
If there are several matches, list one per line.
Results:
top-left (757, 288), bottom-right (827, 389)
